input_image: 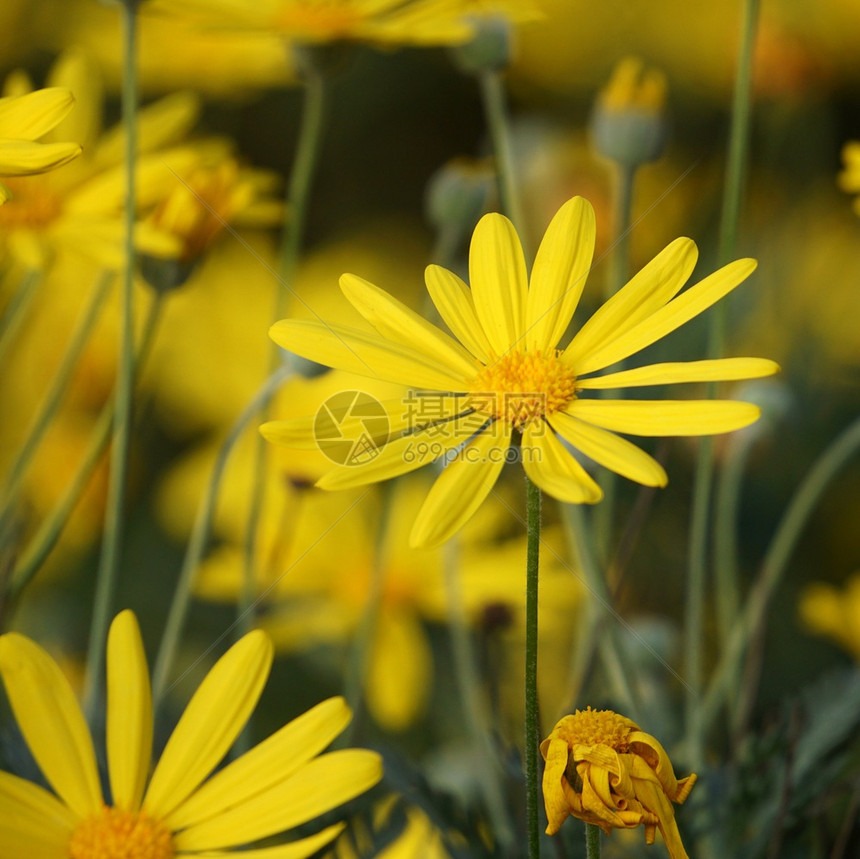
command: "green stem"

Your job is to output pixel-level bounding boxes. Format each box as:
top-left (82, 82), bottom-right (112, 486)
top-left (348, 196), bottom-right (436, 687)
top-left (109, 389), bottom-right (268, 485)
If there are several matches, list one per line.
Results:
top-left (239, 66), bottom-right (327, 642)
top-left (0, 271), bottom-right (113, 523)
top-left (6, 294), bottom-right (164, 607)
top-left (84, 0), bottom-right (140, 721)
top-left (525, 475), bottom-right (541, 859)
top-left (0, 269), bottom-right (41, 364)
top-left (699, 414), bottom-right (860, 739)
top-left (585, 823), bottom-right (602, 858)
top-left (150, 364), bottom-right (292, 709)
top-left (443, 539), bottom-right (513, 849)
top-left (479, 69), bottom-right (527, 248)
top-left (593, 163), bottom-right (636, 562)
top-left (685, 0), bottom-right (760, 769)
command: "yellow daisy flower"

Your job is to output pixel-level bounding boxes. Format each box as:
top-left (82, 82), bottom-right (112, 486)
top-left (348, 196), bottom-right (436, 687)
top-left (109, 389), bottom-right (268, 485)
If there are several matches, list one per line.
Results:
top-left (0, 86), bottom-right (81, 204)
top-left (838, 141), bottom-right (860, 216)
top-left (262, 195), bottom-right (779, 547)
top-left (0, 610), bottom-right (382, 858)
top-left (799, 573), bottom-right (860, 661)
top-left (153, 0), bottom-right (527, 48)
top-left (541, 708), bottom-right (696, 859)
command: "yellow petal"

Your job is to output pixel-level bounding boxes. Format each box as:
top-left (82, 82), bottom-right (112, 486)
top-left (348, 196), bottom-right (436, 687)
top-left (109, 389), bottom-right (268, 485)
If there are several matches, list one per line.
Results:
top-left (541, 737), bottom-right (572, 836)
top-left (340, 273), bottom-right (478, 381)
top-left (525, 196), bottom-right (596, 350)
top-left (0, 88), bottom-right (76, 140)
top-left (577, 357), bottom-right (780, 389)
top-left (521, 424), bottom-right (603, 504)
top-left (0, 139), bottom-right (81, 175)
top-left (0, 634), bottom-right (102, 818)
top-left (424, 263), bottom-right (494, 362)
top-left (107, 611), bottom-right (153, 812)
top-left (316, 418), bottom-right (478, 491)
top-left (182, 822), bottom-right (346, 859)
top-left (143, 630), bottom-right (273, 819)
top-left (563, 237), bottom-right (698, 371)
top-left (166, 697), bottom-right (351, 830)
top-left (469, 212), bottom-right (527, 354)
top-left (366, 612), bottom-right (432, 730)
top-left (572, 258), bottom-right (757, 375)
top-left (45, 51), bottom-right (102, 150)
top-left (409, 423), bottom-right (508, 547)
top-left (549, 411), bottom-right (667, 487)
top-left (569, 399), bottom-right (761, 436)
top-left (173, 750), bottom-right (383, 851)
top-left (269, 319), bottom-right (470, 391)
top-left (0, 770), bottom-right (77, 859)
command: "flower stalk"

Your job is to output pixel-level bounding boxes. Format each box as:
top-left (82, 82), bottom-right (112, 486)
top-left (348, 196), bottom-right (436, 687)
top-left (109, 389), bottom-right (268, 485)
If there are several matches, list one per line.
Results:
top-left (525, 474), bottom-right (541, 859)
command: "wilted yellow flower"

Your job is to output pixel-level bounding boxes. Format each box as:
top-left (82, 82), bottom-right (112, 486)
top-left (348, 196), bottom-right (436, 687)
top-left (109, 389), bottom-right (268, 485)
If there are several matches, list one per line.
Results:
top-left (263, 195), bottom-right (778, 547)
top-left (0, 610), bottom-right (382, 858)
top-left (799, 573), bottom-right (860, 660)
top-left (0, 87), bottom-right (81, 203)
top-left (541, 708), bottom-right (696, 859)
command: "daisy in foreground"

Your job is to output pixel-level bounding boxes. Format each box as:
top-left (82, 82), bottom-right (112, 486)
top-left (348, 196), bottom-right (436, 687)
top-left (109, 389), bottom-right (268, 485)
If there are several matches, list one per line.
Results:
top-left (0, 610), bottom-right (382, 858)
top-left (261, 196), bottom-right (779, 547)
top-left (541, 708), bottom-right (696, 859)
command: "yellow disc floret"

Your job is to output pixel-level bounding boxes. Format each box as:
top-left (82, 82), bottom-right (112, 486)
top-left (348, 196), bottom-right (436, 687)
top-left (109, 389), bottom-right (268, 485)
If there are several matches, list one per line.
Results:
top-left (275, 1), bottom-right (364, 40)
top-left (469, 349), bottom-right (577, 430)
top-left (0, 178), bottom-right (62, 229)
top-left (553, 706), bottom-right (638, 750)
top-left (68, 807), bottom-right (174, 859)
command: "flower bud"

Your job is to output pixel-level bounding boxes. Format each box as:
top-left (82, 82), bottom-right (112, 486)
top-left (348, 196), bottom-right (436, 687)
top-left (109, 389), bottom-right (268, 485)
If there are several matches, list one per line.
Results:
top-left (450, 15), bottom-right (513, 74)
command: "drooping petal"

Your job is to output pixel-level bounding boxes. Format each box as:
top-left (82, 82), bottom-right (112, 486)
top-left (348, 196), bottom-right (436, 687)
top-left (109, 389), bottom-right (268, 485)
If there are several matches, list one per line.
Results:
top-left (521, 423), bottom-right (603, 504)
top-left (563, 237), bottom-right (698, 370)
top-left (549, 411), bottom-right (667, 487)
top-left (316, 417), bottom-right (482, 491)
top-left (0, 634), bottom-right (102, 818)
top-left (409, 423), bottom-right (508, 547)
top-left (339, 273), bottom-right (478, 380)
top-left (166, 697), bottom-right (351, 830)
top-left (106, 610), bottom-right (153, 812)
top-left (143, 630), bottom-right (273, 819)
top-left (577, 357), bottom-right (780, 389)
top-left (173, 750), bottom-right (383, 851)
top-left (568, 399), bottom-right (760, 436)
top-left (366, 611), bottom-right (432, 730)
top-left (541, 736), bottom-right (573, 835)
top-left (0, 770), bottom-right (77, 859)
top-left (0, 139), bottom-right (81, 175)
top-left (269, 319), bottom-right (471, 391)
top-left (525, 196), bottom-right (596, 350)
top-left (0, 88), bottom-right (76, 140)
top-left (570, 258), bottom-right (757, 375)
top-left (469, 212), bottom-right (527, 353)
top-left (178, 822), bottom-right (346, 859)
top-left (424, 264), bottom-right (494, 362)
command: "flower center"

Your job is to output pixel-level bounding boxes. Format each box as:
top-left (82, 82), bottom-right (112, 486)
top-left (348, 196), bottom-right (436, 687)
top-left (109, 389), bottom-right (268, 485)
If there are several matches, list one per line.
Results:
top-left (276, 1), bottom-right (364, 39)
top-left (556, 707), bottom-right (636, 751)
top-left (68, 807), bottom-right (174, 859)
top-left (469, 349), bottom-right (577, 430)
top-left (0, 177), bottom-right (62, 229)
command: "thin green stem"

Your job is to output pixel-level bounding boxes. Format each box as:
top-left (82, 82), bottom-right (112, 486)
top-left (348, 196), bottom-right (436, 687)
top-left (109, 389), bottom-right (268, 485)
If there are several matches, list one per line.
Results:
top-left (699, 414), bottom-right (860, 739)
top-left (685, 0), bottom-right (760, 769)
top-left (585, 823), bottom-right (602, 859)
top-left (6, 294), bottom-right (164, 607)
top-left (479, 69), bottom-right (527, 248)
top-left (84, 0), bottom-right (140, 721)
top-left (150, 365), bottom-right (291, 710)
top-left (0, 271), bottom-right (113, 524)
top-left (0, 269), bottom-right (41, 364)
top-left (593, 162), bottom-right (636, 562)
top-left (239, 67), bottom-right (326, 641)
top-left (443, 539), bottom-right (513, 849)
top-left (525, 475), bottom-right (541, 859)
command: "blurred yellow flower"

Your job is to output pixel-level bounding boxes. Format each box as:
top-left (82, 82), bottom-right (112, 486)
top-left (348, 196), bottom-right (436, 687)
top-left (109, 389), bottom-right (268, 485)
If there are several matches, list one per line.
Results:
top-left (263, 195), bottom-right (778, 547)
top-left (0, 51), bottom-right (199, 270)
top-left (0, 610), bottom-right (382, 858)
top-left (541, 708), bottom-right (696, 858)
top-left (799, 573), bottom-right (860, 660)
top-left (0, 87), bottom-right (81, 203)
top-left (838, 141), bottom-right (860, 216)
